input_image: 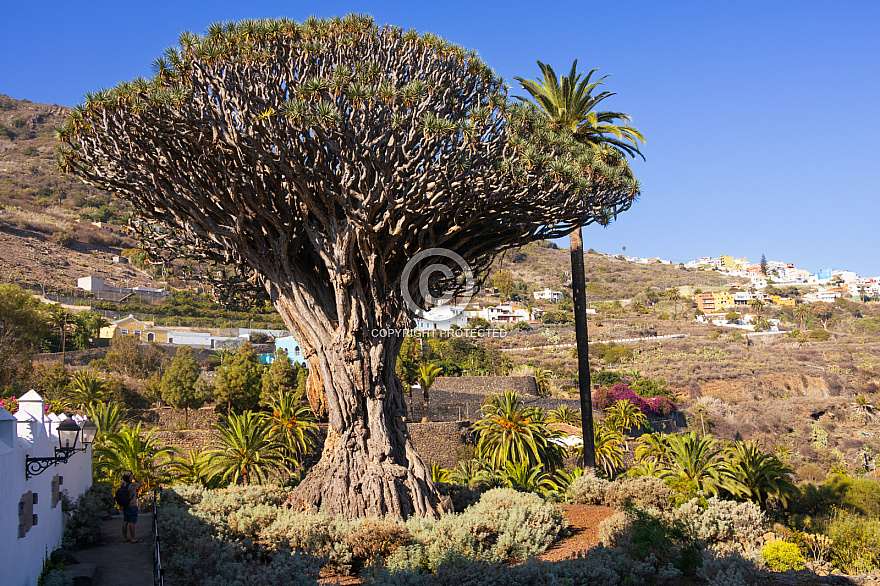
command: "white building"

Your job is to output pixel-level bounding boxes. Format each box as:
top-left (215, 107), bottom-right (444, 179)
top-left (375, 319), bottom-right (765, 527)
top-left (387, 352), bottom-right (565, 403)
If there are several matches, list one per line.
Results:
top-left (1, 392), bottom-right (92, 586)
top-left (414, 305), bottom-right (469, 331)
top-left (481, 305), bottom-right (535, 323)
top-left (532, 288), bottom-right (563, 303)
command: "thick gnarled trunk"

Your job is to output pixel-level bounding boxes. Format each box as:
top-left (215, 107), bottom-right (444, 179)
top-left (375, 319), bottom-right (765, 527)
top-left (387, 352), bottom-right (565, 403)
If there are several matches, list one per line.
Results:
top-left (274, 293), bottom-right (441, 520)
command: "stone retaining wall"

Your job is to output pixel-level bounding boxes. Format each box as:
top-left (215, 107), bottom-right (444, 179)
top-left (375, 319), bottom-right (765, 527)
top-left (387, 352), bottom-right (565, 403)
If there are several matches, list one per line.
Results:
top-left (430, 376), bottom-right (538, 396)
top-left (407, 421), bottom-right (474, 469)
top-left (130, 406), bottom-right (221, 429)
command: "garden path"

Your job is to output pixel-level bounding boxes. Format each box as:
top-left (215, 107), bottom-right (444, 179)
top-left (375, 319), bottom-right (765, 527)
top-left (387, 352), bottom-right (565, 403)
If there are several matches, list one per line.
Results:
top-left (73, 512), bottom-right (154, 586)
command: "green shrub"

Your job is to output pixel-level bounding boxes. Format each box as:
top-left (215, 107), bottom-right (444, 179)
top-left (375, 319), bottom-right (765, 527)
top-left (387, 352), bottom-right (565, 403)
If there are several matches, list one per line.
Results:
top-left (62, 484), bottom-right (113, 548)
top-left (761, 540), bottom-right (805, 571)
top-left (597, 506), bottom-right (701, 574)
top-left (823, 509), bottom-right (880, 575)
top-left (808, 329), bottom-right (830, 341)
top-left (53, 231), bottom-right (74, 248)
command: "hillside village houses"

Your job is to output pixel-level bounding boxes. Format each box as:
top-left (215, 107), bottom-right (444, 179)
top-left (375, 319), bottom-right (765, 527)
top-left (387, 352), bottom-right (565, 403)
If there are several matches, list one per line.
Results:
top-left (414, 303), bottom-right (541, 331)
top-left (533, 288), bottom-right (564, 302)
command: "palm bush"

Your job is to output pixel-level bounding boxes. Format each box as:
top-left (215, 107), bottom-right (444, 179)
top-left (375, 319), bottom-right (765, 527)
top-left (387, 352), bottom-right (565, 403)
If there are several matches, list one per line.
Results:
top-left (720, 440), bottom-right (797, 508)
top-left (93, 422), bottom-right (174, 490)
top-left (167, 448), bottom-right (223, 488)
top-left (547, 405), bottom-right (581, 426)
top-left (474, 391), bottom-right (566, 470)
top-left (635, 432), bottom-right (670, 465)
top-left (264, 389), bottom-right (318, 468)
top-left (447, 459), bottom-right (497, 489)
top-left (83, 402), bottom-right (128, 447)
top-left (661, 431), bottom-right (723, 498)
top-left (575, 421), bottom-right (624, 477)
top-left (501, 461), bottom-right (557, 493)
top-left (67, 370), bottom-right (106, 409)
top-left (205, 411), bottom-right (290, 485)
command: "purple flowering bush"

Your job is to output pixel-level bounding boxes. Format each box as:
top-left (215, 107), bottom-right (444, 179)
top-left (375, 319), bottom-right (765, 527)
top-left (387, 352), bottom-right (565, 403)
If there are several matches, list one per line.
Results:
top-left (592, 383), bottom-right (678, 416)
top-left (0, 396), bottom-right (64, 415)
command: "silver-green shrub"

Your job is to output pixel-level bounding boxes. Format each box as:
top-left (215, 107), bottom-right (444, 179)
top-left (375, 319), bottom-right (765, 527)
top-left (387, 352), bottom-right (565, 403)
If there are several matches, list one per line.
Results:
top-left (603, 477), bottom-right (673, 511)
top-left (673, 497), bottom-right (766, 547)
top-left (696, 547), bottom-right (759, 586)
top-left (567, 474), bottom-right (610, 505)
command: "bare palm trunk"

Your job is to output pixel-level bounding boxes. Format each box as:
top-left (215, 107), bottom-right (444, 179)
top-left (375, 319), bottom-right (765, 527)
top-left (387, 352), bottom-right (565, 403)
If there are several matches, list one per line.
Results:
top-left (570, 228), bottom-right (596, 471)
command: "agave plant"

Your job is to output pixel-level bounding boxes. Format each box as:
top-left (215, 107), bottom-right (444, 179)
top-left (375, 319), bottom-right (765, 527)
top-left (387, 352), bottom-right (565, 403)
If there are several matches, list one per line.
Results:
top-left (205, 411), bottom-right (290, 485)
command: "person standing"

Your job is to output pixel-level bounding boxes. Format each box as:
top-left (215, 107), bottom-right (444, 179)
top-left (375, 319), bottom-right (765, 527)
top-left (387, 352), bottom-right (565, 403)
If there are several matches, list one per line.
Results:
top-left (115, 471), bottom-right (143, 543)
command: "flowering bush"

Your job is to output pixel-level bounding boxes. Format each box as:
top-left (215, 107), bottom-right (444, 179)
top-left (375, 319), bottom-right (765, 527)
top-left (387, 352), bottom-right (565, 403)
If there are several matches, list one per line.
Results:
top-left (593, 384), bottom-right (651, 412)
top-left (645, 396), bottom-right (678, 416)
top-left (0, 396), bottom-right (65, 415)
top-left (592, 383), bottom-right (678, 416)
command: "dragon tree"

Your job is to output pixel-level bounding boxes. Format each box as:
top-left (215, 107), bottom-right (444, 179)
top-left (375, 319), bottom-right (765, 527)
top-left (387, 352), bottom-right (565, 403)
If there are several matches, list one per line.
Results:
top-left (58, 14), bottom-right (640, 520)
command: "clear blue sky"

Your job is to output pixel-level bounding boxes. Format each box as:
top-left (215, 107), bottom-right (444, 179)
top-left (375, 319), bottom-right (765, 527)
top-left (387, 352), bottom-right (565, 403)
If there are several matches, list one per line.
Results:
top-left (3, 1), bottom-right (878, 276)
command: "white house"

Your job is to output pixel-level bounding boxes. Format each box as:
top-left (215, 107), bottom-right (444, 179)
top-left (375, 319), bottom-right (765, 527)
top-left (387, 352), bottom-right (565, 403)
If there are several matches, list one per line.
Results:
top-left (481, 305), bottom-right (534, 323)
top-left (532, 288), bottom-right (563, 303)
top-left (414, 305), bottom-right (469, 331)
top-left (1, 392), bottom-right (92, 586)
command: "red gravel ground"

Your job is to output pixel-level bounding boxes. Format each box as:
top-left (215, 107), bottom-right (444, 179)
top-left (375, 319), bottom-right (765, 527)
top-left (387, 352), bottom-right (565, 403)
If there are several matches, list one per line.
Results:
top-left (538, 505), bottom-right (617, 561)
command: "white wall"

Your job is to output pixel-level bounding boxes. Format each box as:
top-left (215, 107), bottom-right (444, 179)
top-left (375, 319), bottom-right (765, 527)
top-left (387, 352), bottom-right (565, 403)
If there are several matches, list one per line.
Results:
top-left (0, 392), bottom-right (92, 586)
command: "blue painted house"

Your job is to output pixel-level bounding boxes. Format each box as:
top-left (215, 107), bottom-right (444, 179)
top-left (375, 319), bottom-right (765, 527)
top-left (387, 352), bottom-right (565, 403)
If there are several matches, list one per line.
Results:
top-left (259, 336), bottom-right (307, 365)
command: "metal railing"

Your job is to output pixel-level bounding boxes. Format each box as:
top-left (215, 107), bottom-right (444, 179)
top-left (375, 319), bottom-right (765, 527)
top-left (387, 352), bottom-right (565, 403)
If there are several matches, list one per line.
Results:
top-left (152, 489), bottom-right (165, 586)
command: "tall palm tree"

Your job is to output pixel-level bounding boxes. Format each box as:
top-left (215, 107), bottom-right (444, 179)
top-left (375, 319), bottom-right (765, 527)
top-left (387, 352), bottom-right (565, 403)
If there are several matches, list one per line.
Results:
top-left (205, 411), bottom-right (290, 485)
top-left (93, 423), bottom-right (174, 490)
top-left (793, 303), bottom-right (811, 331)
top-left (666, 287), bottom-right (682, 319)
top-left (418, 363), bottom-right (442, 421)
top-left (49, 304), bottom-right (72, 364)
top-left (516, 60), bottom-right (644, 473)
top-left (264, 389), bottom-right (319, 468)
top-left (720, 441), bottom-right (797, 509)
top-left (661, 431), bottom-right (724, 496)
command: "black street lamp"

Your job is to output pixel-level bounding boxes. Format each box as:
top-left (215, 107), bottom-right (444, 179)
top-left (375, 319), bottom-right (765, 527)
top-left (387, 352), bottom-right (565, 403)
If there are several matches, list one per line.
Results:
top-left (25, 417), bottom-right (98, 479)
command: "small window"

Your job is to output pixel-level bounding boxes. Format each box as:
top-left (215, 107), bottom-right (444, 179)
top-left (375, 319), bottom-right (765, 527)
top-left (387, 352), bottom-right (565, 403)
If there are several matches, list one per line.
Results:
top-left (147, 332), bottom-right (155, 342)
top-left (120, 329), bottom-right (128, 335)
top-left (168, 337), bottom-right (173, 344)
top-left (133, 330), bottom-right (141, 337)
top-left (294, 346), bottom-right (301, 356)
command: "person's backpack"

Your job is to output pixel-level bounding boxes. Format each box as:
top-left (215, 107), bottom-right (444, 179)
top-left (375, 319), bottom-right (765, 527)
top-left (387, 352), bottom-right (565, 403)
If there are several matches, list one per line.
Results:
top-left (114, 483), bottom-right (131, 508)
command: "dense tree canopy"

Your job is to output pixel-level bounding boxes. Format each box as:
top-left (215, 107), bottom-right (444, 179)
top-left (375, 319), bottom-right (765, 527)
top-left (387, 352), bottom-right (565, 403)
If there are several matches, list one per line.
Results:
top-left (59, 14), bottom-right (640, 520)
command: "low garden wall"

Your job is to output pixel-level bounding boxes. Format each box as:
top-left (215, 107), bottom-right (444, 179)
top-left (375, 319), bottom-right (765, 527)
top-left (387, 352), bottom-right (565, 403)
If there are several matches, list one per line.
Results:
top-left (430, 376), bottom-right (538, 396)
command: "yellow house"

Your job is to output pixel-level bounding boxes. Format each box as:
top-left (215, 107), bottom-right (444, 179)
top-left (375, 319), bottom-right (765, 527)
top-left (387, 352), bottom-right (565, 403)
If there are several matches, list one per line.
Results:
top-left (719, 255), bottom-right (735, 268)
top-left (769, 296), bottom-right (795, 307)
top-left (99, 315), bottom-right (169, 343)
top-left (712, 291), bottom-right (735, 309)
